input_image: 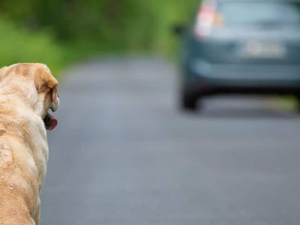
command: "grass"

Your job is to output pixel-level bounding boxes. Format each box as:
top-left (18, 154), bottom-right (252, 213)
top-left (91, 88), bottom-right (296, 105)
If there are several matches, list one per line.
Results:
top-left (0, 18), bottom-right (66, 77)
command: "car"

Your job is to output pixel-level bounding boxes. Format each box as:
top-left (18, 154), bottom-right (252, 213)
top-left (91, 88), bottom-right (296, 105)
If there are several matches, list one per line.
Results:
top-left (175, 0), bottom-right (300, 111)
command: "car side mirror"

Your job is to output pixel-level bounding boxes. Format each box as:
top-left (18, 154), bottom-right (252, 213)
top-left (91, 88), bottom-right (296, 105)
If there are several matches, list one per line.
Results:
top-left (172, 24), bottom-right (187, 36)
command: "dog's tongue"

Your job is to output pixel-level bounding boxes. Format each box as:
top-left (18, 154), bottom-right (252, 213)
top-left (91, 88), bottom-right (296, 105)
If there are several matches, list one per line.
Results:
top-left (45, 113), bottom-right (58, 130)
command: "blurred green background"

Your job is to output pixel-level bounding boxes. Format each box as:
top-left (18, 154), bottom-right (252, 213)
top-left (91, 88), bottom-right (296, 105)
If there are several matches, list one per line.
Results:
top-left (0, 0), bottom-right (199, 75)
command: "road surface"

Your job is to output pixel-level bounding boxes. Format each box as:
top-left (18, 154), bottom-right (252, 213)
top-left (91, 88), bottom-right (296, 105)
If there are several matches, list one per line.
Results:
top-left (41, 58), bottom-right (300, 225)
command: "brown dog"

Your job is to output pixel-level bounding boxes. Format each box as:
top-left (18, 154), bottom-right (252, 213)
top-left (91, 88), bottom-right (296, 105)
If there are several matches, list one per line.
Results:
top-left (0, 63), bottom-right (59, 225)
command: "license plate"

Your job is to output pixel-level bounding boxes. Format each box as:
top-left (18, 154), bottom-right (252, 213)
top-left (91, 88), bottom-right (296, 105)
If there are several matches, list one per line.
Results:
top-left (240, 41), bottom-right (286, 59)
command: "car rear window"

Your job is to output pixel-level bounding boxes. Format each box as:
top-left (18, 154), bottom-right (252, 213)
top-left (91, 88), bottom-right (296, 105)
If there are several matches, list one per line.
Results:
top-left (218, 2), bottom-right (300, 25)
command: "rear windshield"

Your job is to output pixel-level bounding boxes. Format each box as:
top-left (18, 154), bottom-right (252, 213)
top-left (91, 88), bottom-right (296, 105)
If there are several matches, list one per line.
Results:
top-left (218, 2), bottom-right (300, 25)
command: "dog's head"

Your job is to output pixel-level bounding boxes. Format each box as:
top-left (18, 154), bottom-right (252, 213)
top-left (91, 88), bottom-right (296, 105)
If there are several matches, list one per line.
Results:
top-left (0, 63), bottom-right (59, 130)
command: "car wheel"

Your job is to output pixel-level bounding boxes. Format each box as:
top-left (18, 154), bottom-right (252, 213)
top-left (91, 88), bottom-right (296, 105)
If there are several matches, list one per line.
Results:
top-left (180, 88), bottom-right (199, 111)
top-left (295, 95), bottom-right (300, 113)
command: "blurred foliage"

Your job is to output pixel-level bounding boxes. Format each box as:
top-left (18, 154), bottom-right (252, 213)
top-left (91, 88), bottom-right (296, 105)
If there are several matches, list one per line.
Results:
top-left (0, 0), bottom-right (199, 72)
top-left (0, 18), bottom-right (65, 76)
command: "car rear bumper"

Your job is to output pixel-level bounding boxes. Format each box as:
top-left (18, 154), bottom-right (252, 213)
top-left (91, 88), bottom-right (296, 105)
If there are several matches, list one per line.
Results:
top-left (186, 60), bottom-right (300, 95)
top-left (191, 60), bottom-right (300, 81)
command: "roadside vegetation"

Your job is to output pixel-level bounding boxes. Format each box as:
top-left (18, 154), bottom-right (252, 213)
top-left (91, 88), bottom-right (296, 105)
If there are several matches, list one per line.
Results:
top-left (0, 0), bottom-right (199, 75)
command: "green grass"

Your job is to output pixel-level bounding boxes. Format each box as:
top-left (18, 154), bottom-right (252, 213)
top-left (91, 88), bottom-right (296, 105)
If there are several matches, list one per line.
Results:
top-left (0, 18), bottom-right (66, 77)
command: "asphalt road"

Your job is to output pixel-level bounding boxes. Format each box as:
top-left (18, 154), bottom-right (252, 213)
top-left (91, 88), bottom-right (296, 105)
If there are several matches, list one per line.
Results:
top-left (41, 58), bottom-right (300, 225)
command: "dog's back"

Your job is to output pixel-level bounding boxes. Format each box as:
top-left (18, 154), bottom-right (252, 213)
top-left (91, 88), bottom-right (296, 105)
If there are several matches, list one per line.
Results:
top-left (0, 112), bottom-right (40, 224)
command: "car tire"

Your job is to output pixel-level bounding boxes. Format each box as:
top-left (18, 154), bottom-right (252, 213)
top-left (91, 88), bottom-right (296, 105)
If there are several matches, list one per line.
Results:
top-left (180, 88), bottom-right (199, 111)
top-left (295, 95), bottom-right (300, 113)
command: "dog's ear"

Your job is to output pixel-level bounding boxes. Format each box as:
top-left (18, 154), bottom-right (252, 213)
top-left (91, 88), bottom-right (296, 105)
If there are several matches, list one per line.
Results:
top-left (35, 66), bottom-right (59, 111)
top-left (35, 66), bottom-right (58, 93)
top-left (35, 66), bottom-right (59, 106)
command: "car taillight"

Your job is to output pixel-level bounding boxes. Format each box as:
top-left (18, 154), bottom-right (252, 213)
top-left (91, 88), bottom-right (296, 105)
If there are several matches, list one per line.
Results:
top-left (194, 2), bottom-right (217, 39)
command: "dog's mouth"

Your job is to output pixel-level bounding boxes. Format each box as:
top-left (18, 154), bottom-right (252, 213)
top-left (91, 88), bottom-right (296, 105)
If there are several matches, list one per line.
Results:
top-left (44, 113), bottom-right (58, 130)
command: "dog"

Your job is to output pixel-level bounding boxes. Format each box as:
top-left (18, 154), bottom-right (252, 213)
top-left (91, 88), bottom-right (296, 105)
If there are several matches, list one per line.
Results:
top-left (0, 63), bottom-right (59, 225)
